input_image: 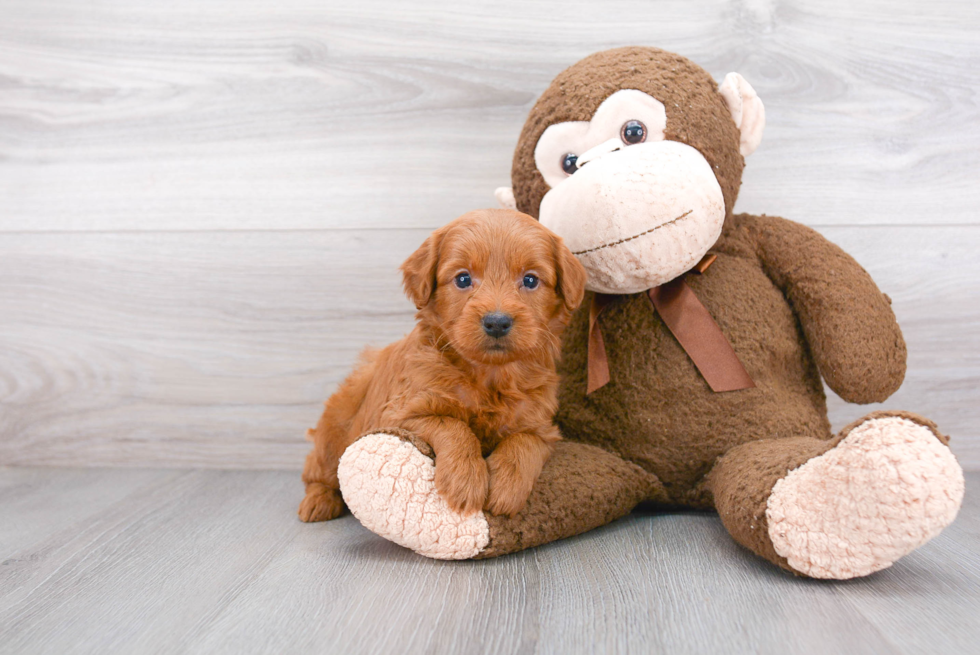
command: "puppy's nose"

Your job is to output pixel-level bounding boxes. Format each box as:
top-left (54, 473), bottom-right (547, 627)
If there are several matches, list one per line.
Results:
top-left (482, 312), bottom-right (513, 338)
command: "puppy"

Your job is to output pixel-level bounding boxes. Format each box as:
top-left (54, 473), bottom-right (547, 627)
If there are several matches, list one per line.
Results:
top-left (299, 208), bottom-right (586, 522)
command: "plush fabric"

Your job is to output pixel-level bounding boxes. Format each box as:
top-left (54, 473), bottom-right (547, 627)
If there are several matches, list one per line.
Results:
top-left (539, 141), bottom-right (726, 293)
top-left (339, 430), bottom-right (490, 560)
top-left (766, 415), bottom-right (964, 579)
top-left (554, 212), bottom-right (908, 502)
top-left (718, 72), bottom-right (765, 156)
top-left (533, 89), bottom-right (668, 188)
top-left (511, 47), bottom-right (744, 221)
top-left (336, 46), bottom-right (964, 578)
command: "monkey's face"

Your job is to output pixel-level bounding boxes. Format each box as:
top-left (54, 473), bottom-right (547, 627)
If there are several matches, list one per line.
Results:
top-left (507, 49), bottom-right (765, 295)
top-left (533, 89), bottom-right (725, 294)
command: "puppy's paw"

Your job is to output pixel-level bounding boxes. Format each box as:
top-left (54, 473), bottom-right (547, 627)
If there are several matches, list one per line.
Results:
top-left (298, 483), bottom-right (345, 522)
top-left (435, 452), bottom-right (489, 516)
top-left (485, 450), bottom-right (536, 517)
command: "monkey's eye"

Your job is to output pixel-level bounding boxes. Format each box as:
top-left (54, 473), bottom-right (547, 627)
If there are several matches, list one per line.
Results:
top-left (621, 120), bottom-right (646, 145)
top-left (522, 274), bottom-right (539, 290)
top-left (454, 272), bottom-right (472, 289)
top-left (561, 153), bottom-right (578, 175)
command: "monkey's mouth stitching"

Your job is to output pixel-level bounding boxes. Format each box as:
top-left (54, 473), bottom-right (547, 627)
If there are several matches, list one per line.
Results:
top-left (572, 210), bottom-right (693, 256)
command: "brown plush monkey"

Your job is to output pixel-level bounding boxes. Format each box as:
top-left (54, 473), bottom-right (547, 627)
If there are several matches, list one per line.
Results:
top-left (335, 47), bottom-right (964, 579)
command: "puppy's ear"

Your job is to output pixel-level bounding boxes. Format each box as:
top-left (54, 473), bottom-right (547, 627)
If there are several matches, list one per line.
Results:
top-left (401, 230), bottom-right (444, 309)
top-left (552, 235), bottom-right (587, 313)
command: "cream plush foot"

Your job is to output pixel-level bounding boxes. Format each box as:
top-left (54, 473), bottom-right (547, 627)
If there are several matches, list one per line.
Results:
top-left (766, 414), bottom-right (964, 579)
top-left (337, 432), bottom-right (490, 560)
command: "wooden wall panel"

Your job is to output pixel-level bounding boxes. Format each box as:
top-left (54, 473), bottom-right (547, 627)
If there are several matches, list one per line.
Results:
top-left (0, 0), bottom-right (978, 231)
top-left (1, 226), bottom-right (976, 469)
top-left (0, 0), bottom-right (977, 469)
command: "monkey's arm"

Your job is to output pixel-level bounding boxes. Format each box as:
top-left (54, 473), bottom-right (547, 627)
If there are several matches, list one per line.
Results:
top-left (739, 213), bottom-right (906, 403)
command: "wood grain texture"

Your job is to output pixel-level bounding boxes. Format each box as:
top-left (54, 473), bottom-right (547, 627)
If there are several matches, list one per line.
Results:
top-left (1, 0), bottom-right (978, 471)
top-left (1, 225), bottom-right (978, 469)
top-left (0, 467), bottom-right (177, 555)
top-left (0, 0), bottom-right (978, 230)
top-left (1, 467), bottom-right (978, 654)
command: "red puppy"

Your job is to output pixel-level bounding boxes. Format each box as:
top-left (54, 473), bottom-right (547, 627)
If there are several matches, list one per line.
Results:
top-left (299, 209), bottom-right (586, 521)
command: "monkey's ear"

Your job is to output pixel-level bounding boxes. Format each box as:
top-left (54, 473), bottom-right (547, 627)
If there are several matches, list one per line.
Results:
top-left (495, 186), bottom-right (517, 211)
top-left (553, 235), bottom-right (587, 314)
top-left (401, 231), bottom-right (444, 309)
top-left (719, 73), bottom-right (766, 157)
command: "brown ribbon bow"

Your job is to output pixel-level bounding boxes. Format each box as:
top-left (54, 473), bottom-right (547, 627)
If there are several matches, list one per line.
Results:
top-left (586, 254), bottom-right (755, 394)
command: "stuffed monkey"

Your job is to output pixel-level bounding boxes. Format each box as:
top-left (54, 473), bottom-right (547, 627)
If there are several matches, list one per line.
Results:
top-left (333, 47), bottom-right (964, 579)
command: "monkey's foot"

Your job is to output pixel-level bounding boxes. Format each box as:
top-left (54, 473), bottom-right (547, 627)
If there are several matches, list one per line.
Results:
top-left (766, 414), bottom-right (964, 579)
top-left (337, 431), bottom-right (490, 560)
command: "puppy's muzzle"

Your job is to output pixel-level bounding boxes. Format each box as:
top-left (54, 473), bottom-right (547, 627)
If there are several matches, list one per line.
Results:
top-left (482, 313), bottom-right (513, 339)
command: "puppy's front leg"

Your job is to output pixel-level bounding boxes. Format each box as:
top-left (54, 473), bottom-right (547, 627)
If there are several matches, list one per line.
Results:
top-left (486, 429), bottom-right (558, 517)
top-left (402, 416), bottom-right (489, 515)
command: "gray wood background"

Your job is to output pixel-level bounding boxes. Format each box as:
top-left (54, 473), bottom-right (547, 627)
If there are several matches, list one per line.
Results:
top-left (1, 0), bottom-right (978, 470)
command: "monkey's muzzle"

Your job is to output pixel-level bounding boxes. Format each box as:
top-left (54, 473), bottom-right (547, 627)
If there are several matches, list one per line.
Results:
top-left (539, 141), bottom-right (726, 294)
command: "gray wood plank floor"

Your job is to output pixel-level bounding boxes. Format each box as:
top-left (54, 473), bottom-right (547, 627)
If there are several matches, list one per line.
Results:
top-left (1, 467), bottom-right (978, 655)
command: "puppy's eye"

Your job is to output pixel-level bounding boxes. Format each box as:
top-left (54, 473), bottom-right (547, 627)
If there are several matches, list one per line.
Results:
top-left (454, 272), bottom-right (472, 289)
top-left (522, 274), bottom-right (539, 290)
top-left (621, 120), bottom-right (646, 145)
top-left (561, 153), bottom-right (578, 175)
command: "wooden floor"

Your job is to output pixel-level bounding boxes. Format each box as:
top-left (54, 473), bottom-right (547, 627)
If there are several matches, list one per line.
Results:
top-left (1, 467), bottom-right (977, 655)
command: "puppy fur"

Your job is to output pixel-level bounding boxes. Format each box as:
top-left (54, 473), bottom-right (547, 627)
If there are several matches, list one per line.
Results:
top-left (299, 209), bottom-right (587, 522)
